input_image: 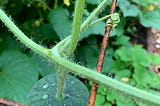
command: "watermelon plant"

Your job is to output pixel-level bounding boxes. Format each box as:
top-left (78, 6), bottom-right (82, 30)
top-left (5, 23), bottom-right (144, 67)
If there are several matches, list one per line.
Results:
top-left (0, 0), bottom-right (160, 106)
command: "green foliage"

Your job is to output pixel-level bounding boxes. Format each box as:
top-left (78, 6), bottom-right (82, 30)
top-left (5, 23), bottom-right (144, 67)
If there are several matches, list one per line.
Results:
top-left (97, 44), bottom-right (160, 105)
top-left (117, 0), bottom-right (141, 17)
top-left (48, 8), bottom-right (72, 40)
top-left (0, 0), bottom-right (160, 106)
top-left (117, 0), bottom-right (160, 29)
top-left (27, 73), bottom-right (89, 106)
top-left (132, 0), bottom-right (160, 6)
top-left (76, 36), bottom-right (113, 72)
top-left (31, 54), bottom-right (56, 76)
top-left (0, 50), bottom-right (39, 103)
top-left (115, 45), bottom-right (151, 67)
top-left (139, 10), bottom-right (160, 29)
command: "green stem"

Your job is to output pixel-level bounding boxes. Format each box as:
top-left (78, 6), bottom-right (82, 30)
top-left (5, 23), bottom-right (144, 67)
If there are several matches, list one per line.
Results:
top-left (0, 8), bottom-right (160, 106)
top-left (56, 0), bottom-right (108, 55)
top-left (56, 0), bottom-right (85, 99)
top-left (88, 14), bottom-right (112, 27)
top-left (54, 0), bottom-right (58, 9)
top-left (80, 0), bottom-right (108, 31)
top-left (67, 0), bottom-right (85, 56)
top-left (50, 52), bottom-right (160, 106)
top-left (56, 66), bottom-right (67, 101)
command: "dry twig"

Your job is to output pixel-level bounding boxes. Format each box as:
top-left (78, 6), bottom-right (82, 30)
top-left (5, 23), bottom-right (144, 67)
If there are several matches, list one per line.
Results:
top-left (88, 0), bottom-right (117, 105)
top-left (0, 98), bottom-right (28, 106)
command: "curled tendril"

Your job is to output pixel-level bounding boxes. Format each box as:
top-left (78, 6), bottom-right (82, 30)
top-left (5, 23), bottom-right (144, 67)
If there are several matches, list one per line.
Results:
top-left (106, 13), bottom-right (120, 29)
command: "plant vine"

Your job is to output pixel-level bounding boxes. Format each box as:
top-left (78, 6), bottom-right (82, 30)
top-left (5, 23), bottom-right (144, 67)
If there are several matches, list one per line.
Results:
top-left (0, 0), bottom-right (160, 105)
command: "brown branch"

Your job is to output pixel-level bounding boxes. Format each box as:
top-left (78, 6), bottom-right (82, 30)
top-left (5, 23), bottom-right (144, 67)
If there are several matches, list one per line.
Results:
top-left (0, 98), bottom-right (28, 106)
top-left (88, 0), bottom-right (117, 106)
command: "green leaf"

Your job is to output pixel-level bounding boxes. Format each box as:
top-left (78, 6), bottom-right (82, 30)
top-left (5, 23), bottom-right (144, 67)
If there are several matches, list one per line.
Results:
top-left (103, 103), bottom-right (112, 106)
top-left (133, 0), bottom-right (160, 6)
top-left (117, 0), bottom-right (140, 17)
top-left (0, 50), bottom-right (39, 103)
top-left (115, 46), bottom-right (133, 62)
top-left (106, 91), bottom-right (116, 101)
top-left (139, 10), bottom-right (160, 29)
top-left (98, 86), bottom-right (107, 95)
top-left (31, 54), bottom-right (56, 77)
top-left (21, 20), bottom-right (59, 41)
top-left (132, 45), bottom-right (151, 67)
top-left (107, 91), bottom-right (134, 106)
top-left (38, 24), bottom-right (59, 40)
top-left (115, 45), bottom-right (151, 67)
top-left (0, 35), bottom-right (21, 53)
top-left (95, 94), bottom-right (105, 106)
top-left (133, 65), bottom-right (160, 88)
top-left (150, 53), bottom-right (160, 65)
top-left (116, 98), bottom-right (134, 106)
top-left (48, 8), bottom-right (105, 41)
top-left (112, 35), bottom-right (130, 46)
top-left (6, 0), bottom-right (23, 16)
top-left (102, 55), bottom-right (114, 73)
top-left (27, 73), bottom-right (89, 106)
top-left (78, 45), bottom-right (98, 69)
top-left (76, 43), bottom-right (113, 71)
top-left (111, 60), bottom-right (128, 71)
top-left (48, 8), bottom-right (72, 40)
top-left (132, 0), bottom-right (148, 6)
top-left (0, 0), bottom-right (8, 6)
top-left (115, 69), bottom-right (131, 79)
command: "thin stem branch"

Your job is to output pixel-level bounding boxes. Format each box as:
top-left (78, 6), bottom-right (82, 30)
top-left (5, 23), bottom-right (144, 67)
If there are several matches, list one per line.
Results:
top-left (67, 0), bottom-right (85, 56)
top-left (88, 0), bottom-right (118, 106)
top-left (54, 0), bottom-right (58, 9)
top-left (88, 14), bottom-right (112, 28)
top-left (81, 0), bottom-right (108, 31)
top-left (0, 8), bottom-right (160, 106)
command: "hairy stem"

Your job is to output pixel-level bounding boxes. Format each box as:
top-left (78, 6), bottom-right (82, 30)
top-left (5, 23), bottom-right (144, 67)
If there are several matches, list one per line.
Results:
top-left (56, 0), bottom-right (85, 100)
top-left (0, 7), bottom-right (160, 106)
top-left (81, 0), bottom-right (108, 31)
top-left (56, 0), bottom-right (109, 53)
top-left (67, 0), bottom-right (85, 56)
top-left (56, 66), bottom-right (67, 101)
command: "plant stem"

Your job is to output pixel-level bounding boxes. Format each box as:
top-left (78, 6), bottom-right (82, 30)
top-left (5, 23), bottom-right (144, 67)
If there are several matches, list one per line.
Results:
top-left (56, 66), bottom-right (67, 101)
top-left (88, 14), bottom-right (112, 27)
top-left (1, 8), bottom-right (160, 106)
top-left (54, 0), bottom-right (58, 9)
top-left (56, 0), bottom-right (85, 100)
top-left (66, 0), bottom-right (85, 56)
top-left (81, 0), bottom-right (108, 31)
top-left (56, 0), bottom-right (109, 55)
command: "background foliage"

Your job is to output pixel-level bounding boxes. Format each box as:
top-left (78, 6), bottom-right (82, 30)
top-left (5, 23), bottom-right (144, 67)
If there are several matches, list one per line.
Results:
top-left (0, 0), bottom-right (160, 105)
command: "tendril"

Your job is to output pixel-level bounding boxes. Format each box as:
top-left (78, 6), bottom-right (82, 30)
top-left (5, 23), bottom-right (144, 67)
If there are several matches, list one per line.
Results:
top-left (106, 13), bottom-right (120, 29)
